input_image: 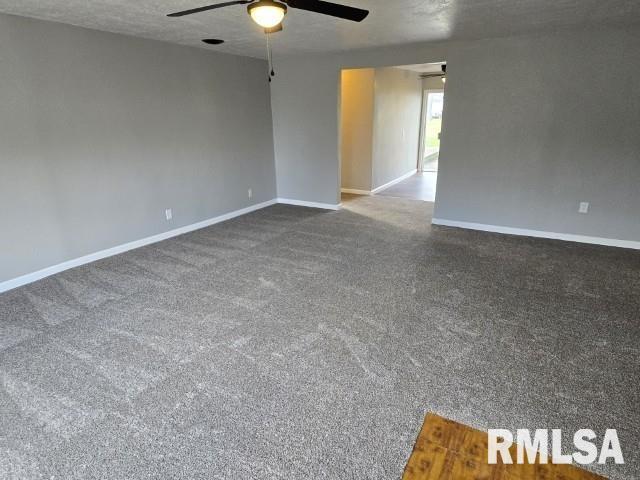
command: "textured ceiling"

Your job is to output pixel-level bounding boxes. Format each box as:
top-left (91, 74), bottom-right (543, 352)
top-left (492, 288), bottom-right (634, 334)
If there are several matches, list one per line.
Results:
top-left (1, 0), bottom-right (640, 58)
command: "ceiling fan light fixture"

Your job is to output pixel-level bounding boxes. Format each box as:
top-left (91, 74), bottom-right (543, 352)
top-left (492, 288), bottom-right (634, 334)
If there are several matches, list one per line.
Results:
top-left (248, 0), bottom-right (287, 28)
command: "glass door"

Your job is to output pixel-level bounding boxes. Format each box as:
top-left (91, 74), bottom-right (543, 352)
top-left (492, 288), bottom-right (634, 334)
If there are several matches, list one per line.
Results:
top-left (423, 91), bottom-right (444, 172)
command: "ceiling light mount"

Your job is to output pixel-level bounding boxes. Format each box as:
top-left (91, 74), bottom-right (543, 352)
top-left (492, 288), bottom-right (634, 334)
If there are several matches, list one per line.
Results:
top-left (248, 0), bottom-right (287, 29)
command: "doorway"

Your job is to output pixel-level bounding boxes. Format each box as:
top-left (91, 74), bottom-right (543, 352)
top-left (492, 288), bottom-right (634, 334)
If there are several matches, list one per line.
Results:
top-left (339, 62), bottom-right (446, 204)
top-left (421, 90), bottom-right (444, 173)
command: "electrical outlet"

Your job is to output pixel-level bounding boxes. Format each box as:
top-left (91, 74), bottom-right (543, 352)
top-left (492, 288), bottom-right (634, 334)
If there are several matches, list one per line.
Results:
top-left (165, 208), bottom-right (173, 221)
top-left (248, 188), bottom-right (253, 199)
top-left (579, 202), bottom-right (589, 214)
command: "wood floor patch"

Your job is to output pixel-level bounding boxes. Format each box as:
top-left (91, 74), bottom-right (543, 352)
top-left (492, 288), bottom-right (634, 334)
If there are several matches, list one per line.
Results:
top-left (403, 414), bottom-right (606, 480)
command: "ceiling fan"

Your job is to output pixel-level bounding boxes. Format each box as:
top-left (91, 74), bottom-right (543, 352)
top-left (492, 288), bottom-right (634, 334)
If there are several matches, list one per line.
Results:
top-left (168, 0), bottom-right (369, 27)
top-left (168, 0), bottom-right (369, 76)
top-left (168, 0), bottom-right (369, 80)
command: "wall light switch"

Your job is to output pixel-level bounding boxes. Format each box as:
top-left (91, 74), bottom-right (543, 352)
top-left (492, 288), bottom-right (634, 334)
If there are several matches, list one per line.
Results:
top-left (165, 208), bottom-right (173, 220)
top-left (248, 188), bottom-right (253, 199)
top-left (579, 202), bottom-right (589, 214)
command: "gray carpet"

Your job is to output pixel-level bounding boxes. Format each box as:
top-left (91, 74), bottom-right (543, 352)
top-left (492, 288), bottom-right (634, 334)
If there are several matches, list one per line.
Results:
top-left (1, 195), bottom-right (638, 479)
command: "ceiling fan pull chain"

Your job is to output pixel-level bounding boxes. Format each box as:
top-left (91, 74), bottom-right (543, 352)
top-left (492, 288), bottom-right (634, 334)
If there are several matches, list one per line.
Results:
top-left (270, 44), bottom-right (276, 78)
top-left (266, 32), bottom-right (276, 81)
top-left (266, 32), bottom-right (272, 82)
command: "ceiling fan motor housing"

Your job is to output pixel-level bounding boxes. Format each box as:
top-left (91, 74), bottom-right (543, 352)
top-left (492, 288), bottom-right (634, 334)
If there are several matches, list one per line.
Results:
top-left (248, 0), bottom-right (288, 29)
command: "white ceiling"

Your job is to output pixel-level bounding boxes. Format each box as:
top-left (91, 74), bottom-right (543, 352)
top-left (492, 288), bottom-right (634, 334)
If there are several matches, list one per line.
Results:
top-left (1, 0), bottom-right (639, 58)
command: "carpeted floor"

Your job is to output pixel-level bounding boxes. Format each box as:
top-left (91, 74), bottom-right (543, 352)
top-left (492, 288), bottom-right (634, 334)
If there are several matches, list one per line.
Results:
top-left (1, 195), bottom-right (638, 479)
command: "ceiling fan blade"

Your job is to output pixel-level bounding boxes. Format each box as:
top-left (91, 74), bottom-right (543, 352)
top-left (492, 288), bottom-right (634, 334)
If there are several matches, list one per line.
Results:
top-left (285, 0), bottom-right (368, 22)
top-left (202, 38), bottom-right (225, 44)
top-left (168, 0), bottom-right (251, 17)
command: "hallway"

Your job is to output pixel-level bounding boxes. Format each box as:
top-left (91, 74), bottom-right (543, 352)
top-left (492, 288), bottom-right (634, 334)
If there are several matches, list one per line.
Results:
top-left (376, 171), bottom-right (437, 202)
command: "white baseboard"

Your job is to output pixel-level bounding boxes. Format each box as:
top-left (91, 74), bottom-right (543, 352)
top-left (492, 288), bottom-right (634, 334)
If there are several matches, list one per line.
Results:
top-left (277, 198), bottom-right (341, 210)
top-left (341, 188), bottom-right (372, 196)
top-left (0, 197), bottom-right (347, 294)
top-left (432, 218), bottom-right (640, 250)
top-left (371, 169), bottom-right (417, 194)
top-left (0, 199), bottom-right (278, 294)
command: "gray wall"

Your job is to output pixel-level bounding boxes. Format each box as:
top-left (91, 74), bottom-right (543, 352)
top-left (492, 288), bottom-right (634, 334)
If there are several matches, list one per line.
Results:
top-left (0, 14), bottom-right (276, 283)
top-left (272, 55), bottom-right (341, 205)
top-left (271, 26), bottom-right (640, 242)
top-left (371, 68), bottom-right (422, 189)
top-left (435, 30), bottom-right (640, 240)
top-left (340, 68), bottom-right (375, 192)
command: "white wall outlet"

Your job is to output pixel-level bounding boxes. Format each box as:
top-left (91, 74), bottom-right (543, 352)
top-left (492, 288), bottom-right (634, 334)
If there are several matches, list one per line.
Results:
top-left (248, 188), bottom-right (253, 199)
top-left (579, 202), bottom-right (589, 214)
top-left (165, 208), bottom-right (173, 220)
